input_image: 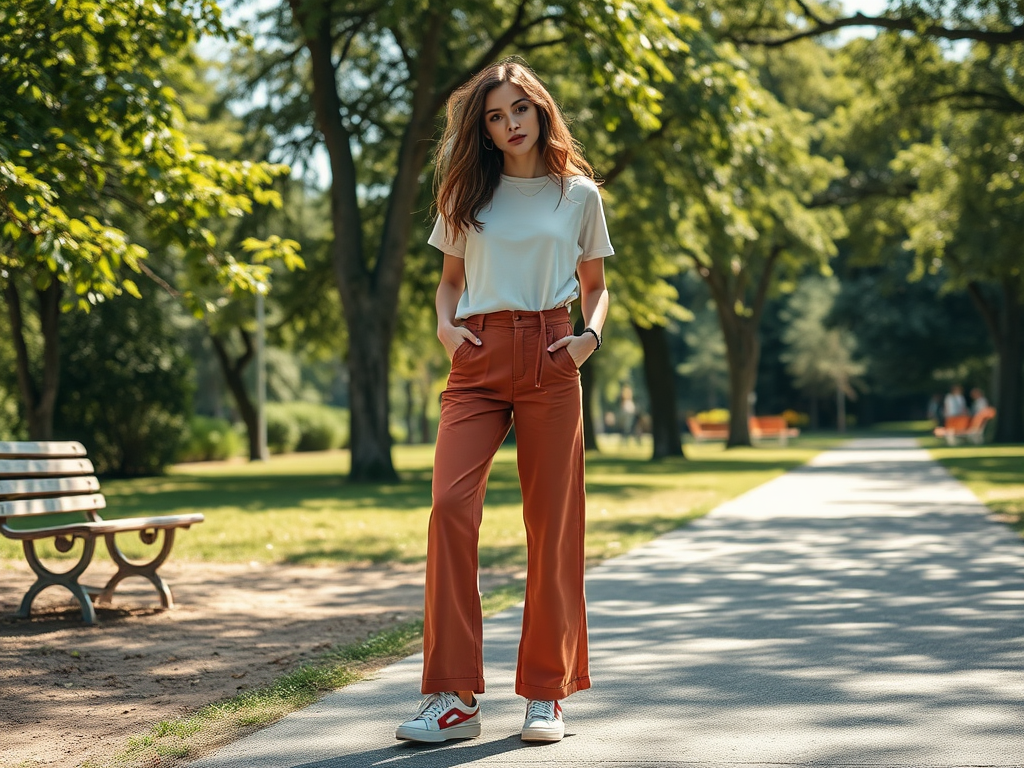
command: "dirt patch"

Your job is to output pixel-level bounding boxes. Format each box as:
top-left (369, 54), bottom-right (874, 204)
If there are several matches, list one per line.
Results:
top-left (0, 558), bottom-right (520, 768)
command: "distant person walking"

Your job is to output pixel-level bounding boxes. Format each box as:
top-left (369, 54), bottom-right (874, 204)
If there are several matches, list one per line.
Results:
top-left (927, 393), bottom-right (943, 426)
top-left (395, 59), bottom-right (612, 745)
top-left (970, 388), bottom-right (990, 415)
top-left (944, 385), bottom-right (968, 420)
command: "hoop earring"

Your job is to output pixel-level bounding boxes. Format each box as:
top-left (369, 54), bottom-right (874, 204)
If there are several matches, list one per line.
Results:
top-left (482, 135), bottom-right (495, 151)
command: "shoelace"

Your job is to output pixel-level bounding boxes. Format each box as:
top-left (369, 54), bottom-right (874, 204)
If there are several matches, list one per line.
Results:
top-left (416, 691), bottom-right (458, 721)
top-left (526, 699), bottom-right (556, 722)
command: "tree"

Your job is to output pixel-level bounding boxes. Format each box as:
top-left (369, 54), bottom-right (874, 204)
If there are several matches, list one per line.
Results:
top-left (238, 0), bottom-right (694, 480)
top-left (0, 0), bottom-right (299, 439)
top-left (662, 76), bottom-right (845, 446)
top-left (892, 116), bottom-right (1024, 442)
top-left (781, 275), bottom-right (865, 431)
top-left (821, 30), bottom-right (1024, 441)
top-left (722, 0), bottom-right (1024, 48)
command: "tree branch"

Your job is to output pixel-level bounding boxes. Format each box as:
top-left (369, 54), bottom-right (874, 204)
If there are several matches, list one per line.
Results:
top-left (433, 0), bottom-right (534, 112)
top-left (751, 243), bottom-right (783, 322)
top-left (727, 12), bottom-right (1024, 48)
top-left (518, 36), bottom-right (569, 51)
top-left (809, 176), bottom-right (917, 207)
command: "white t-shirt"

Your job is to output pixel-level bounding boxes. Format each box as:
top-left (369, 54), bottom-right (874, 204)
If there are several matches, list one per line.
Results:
top-left (428, 174), bottom-right (614, 320)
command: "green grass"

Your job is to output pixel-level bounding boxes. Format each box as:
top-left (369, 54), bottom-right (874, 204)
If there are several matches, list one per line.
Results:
top-left (1, 438), bottom-right (837, 567)
top-left (928, 442), bottom-right (1024, 538)
top-left (95, 621), bottom-right (423, 768)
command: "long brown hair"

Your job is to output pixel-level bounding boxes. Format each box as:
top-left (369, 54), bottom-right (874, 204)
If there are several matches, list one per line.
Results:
top-left (434, 58), bottom-right (595, 238)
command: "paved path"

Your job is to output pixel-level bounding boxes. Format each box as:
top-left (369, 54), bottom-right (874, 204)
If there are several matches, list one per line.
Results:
top-left (191, 439), bottom-right (1024, 767)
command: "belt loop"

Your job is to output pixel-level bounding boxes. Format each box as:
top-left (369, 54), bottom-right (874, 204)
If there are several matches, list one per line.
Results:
top-left (480, 313), bottom-right (486, 331)
top-left (535, 312), bottom-right (547, 388)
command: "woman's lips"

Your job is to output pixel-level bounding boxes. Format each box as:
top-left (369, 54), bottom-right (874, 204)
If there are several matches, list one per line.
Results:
top-left (508, 134), bottom-right (525, 145)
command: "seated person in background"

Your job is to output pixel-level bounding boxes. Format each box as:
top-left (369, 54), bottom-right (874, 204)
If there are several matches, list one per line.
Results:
top-left (944, 385), bottom-right (967, 420)
top-left (970, 388), bottom-right (990, 415)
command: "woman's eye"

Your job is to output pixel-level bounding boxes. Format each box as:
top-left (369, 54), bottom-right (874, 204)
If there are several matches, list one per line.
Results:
top-left (516, 104), bottom-right (528, 113)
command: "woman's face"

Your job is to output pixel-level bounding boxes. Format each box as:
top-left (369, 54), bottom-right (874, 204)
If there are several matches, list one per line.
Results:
top-left (483, 82), bottom-right (541, 158)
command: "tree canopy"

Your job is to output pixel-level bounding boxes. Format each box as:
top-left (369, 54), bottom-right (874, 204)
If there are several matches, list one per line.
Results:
top-left (0, 0), bottom-right (300, 312)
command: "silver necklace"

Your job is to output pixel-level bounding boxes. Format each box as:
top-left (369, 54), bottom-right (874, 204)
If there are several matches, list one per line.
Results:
top-left (506, 176), bottom-right (550, 197)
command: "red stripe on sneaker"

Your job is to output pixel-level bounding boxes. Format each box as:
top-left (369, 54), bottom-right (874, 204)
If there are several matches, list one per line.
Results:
top-left (438, 708), bottom-right (475, 729)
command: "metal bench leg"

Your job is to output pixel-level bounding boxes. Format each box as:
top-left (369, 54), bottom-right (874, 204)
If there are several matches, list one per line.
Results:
top-left (97, 528), bottom-right (176, 609)
top-left (18, 536), bottom-right (98, 625)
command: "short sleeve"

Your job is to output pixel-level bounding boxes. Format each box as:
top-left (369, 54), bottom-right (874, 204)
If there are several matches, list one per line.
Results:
top-left (579, 185), bottom-right (615, 261)
top-left (428, 216), bottom-right (467, 258)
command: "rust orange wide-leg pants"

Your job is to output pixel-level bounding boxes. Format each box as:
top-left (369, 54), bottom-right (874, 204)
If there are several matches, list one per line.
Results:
top-left (422, 308), bottom-right (590, 701)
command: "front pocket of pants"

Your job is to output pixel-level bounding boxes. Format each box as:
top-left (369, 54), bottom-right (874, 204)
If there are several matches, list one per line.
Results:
top-left (556, 346), bottom-right (579, 372)
top-left (451, 340), bottom-right (473, 365)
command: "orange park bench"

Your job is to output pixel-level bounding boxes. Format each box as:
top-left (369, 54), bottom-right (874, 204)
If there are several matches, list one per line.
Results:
top-left (934, 408), bottom-right (996, 446)
top-left (749, 416), bottom-right (801, 446)
top-left (0, 441), bottom-right (204, 624)
top-left (686, 417), bottom-right (729, 442)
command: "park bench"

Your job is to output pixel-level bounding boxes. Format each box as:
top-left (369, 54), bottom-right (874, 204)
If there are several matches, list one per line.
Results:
top-left (686, 417), bottom-right (729, 442)
top-left (933, 407), bottom-right (996, 446)
top-left (686, 416), bottom-right (800, 445)
top-left (749, 416), bottom-right (801, 446)
top-left (0, 440), bottom-right (204, 625)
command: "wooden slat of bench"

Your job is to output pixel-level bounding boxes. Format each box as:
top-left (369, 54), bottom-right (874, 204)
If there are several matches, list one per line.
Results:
top-left (0, 477), bottom-right (101, 500)
top-left (0, 493), bottom-right (106, 518)
top-left (0, 441), bottom-right (87, 459)
top-left (1, 512), bottom-right (205, 540)
top-left (0, 458), bottom-right (95, 478)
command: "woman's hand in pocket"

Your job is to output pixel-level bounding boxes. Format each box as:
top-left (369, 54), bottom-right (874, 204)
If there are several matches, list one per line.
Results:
top-left (438, 322), bottom-right (481, 360)
top-left (547, 333), bottom-right (597, 368)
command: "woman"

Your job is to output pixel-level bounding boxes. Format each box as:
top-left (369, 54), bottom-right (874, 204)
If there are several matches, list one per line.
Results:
top-left (395, 59), bottom-right (613, 745)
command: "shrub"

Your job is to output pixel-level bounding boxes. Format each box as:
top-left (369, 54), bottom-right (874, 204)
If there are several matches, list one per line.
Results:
top-left (695, 408), bottom-right (730, 424)
top-left (265, 404), bottom-right (301, 454)
top-left (55, 291), bottom-right (192, 476)
top-left (178, 416), bottom-right (244, 462)
top-left (0, 385), bottom-right (24, 441)
top-left (782, 410), bottom-right (810, 427)
top-left (279, 402), bottom-right (349, 452)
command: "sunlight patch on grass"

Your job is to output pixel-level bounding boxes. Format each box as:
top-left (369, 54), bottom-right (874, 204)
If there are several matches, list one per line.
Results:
top-left (929, 443), bottom-right (1024, 538)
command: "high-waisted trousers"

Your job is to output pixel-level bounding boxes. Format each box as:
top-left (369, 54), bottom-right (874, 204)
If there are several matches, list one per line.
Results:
top-left (422, 307), bottom-right (590, 700)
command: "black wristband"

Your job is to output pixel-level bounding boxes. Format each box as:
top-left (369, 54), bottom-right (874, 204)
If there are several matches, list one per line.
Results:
top-left (582, 327), bottom-right (602, 350)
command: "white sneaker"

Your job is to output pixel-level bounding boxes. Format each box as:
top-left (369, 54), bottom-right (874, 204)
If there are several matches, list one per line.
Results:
top-left (521, 698), bottom-right (564, 742)
top-left (395, 691), bottom-right (481, 743)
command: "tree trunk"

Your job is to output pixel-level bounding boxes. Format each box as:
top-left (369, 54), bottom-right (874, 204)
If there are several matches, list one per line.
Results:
top-left (344, 294), bottom-right (398, 480)
top-left (836, 383), bottom-right (846, 433)
top-left (418, 379), bottom-right (431, 444)
top-left (967, 278), bottom-right (1024, 443)
top-left (4, 278), bottom-right (61, 440)
top-left (404, 379), bottom-right (415, 445)
top-left (632, 322), bottom-right (684, 459)
top-left (580, 355), bottom-right (598, 452)
top-left (720, 319), bottom-right (760, 448)
top-left (699, 247), bottom-right (780, 449)
top-left (209, 331), bottom-right (259, 460)
top-left (992, 286), bottom-right (1023, 443)
top-left (295, 2), bottom-right (446, 482)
